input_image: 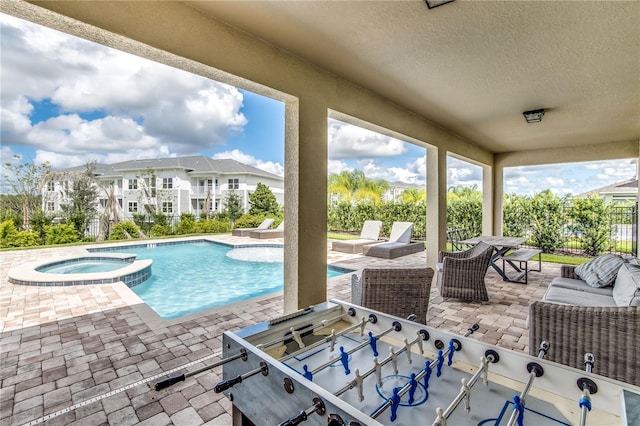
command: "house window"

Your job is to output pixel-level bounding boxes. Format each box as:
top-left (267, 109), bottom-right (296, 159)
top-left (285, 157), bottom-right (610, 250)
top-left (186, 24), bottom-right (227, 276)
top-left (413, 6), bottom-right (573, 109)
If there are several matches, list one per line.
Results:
top-left (128, 201), bottom-right (138, 213)
top-left (47, 181), bottom-right (55, 191)
top-left (162, 202), bottom-right (173, 214)
top-left (128, 179), bottom-right (138, 190)
top-left (163, 178), bottom-right (173, 189)
top-left (46, 202), bottom-right (55, 212)
top-left (228, 178), bottom-right (239, 190)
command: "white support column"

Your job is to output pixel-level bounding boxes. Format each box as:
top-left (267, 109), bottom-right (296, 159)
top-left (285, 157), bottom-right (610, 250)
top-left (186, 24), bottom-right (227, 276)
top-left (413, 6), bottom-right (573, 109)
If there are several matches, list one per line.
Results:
top-left (483, 162), bottom-right (496, 236)
top-left (283, 97), bottom-right (328, 313)
top-left (426, 146), bottom-right (447, 268)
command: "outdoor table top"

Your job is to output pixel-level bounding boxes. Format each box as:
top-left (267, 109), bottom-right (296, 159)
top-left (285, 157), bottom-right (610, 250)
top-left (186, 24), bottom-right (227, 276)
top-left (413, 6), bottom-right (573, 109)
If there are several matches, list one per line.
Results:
top-left (460, 235), bottom-right (527, 248)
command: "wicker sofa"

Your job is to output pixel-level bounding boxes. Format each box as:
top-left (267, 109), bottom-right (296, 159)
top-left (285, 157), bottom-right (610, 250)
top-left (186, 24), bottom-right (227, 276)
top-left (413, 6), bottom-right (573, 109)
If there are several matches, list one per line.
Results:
top-left (529, 262), bottom-right (640, 386)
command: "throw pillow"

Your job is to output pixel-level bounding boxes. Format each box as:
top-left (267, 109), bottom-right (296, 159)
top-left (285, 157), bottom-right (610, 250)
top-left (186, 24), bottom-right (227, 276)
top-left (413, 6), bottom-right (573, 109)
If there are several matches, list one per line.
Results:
top-left (613, 263), bottom-right (640, 306)
top-left (623, 255), bottom-right (640, 266)
top-left (575, 253), bottom-right (624, 288)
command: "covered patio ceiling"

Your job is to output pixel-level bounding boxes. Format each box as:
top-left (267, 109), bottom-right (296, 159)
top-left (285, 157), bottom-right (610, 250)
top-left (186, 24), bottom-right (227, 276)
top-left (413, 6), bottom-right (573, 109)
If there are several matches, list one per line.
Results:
top-left (185, 0), bottom-right (639, 154)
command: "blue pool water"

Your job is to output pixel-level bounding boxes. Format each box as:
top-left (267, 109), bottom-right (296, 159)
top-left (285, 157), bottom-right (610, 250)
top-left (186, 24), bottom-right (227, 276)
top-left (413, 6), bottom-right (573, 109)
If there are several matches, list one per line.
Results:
top-left (91, 241), bottom-right (352, 319)
top-left (37, 259), bottom-right (130, 274)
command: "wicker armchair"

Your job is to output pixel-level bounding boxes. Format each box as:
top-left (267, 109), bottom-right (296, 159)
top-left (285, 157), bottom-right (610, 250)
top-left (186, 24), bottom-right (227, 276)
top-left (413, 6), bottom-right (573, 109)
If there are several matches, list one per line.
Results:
top-left (529, 301), bottom-right (640, 386)
top-left (351, 268), bottom-right (434, 324)
top-left (437, 241), bottom-right (494, 302)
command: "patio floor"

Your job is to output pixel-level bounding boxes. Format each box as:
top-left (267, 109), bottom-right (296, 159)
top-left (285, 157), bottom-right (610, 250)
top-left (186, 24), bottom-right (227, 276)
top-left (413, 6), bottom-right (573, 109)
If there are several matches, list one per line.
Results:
top-left (0, 235), bottom-right (560, 425)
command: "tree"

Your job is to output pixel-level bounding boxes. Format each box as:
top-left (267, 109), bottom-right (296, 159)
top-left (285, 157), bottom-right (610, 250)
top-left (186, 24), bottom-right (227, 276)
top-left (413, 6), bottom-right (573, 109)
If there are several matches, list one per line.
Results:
top-left (248, 183), bottom-right (280, 216)
top-left (223, 191), bottom-right (243, 225)
top-left (2, 161), bottom-right (51, 231)
top-left (446, 185), bottom-right (482, 236)
top-left (328, 170), bottom-right (388, 204)
top-left (528, 190), bottom-right (565, 253)
top-left (54, 162), bottom-right (100, 238)
top-left (401, 188), bottom-right (426, 204)
top-left (503, 193), bottom-right (530, 237)
top-left (567, 197), bottom-right (611, 256)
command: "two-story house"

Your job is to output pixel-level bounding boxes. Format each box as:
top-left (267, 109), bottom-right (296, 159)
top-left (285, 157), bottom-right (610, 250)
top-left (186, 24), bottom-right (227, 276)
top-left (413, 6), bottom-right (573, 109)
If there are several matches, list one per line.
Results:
top-left (42, 156), bottom-right (284, 221)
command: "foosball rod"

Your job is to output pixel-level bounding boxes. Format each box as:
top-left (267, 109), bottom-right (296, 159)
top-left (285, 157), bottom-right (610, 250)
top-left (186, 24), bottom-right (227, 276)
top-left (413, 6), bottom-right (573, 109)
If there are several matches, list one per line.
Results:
top-left (257, 312), bottom-right (350, 350)
top-left (278, 317), bottom-right (368, 363)
top-left (311, 321), bottom-right (402, 376)
top-left (154, 348), bottom-right (247, 391)
top-left (214, 361), bottom-right (269, 393)
top-left (334, 329), bottom-right (428, 398)
top-left (506, 340), bottom-right (550, 426)
top-left (578, 353), bottom-right (597, 426)
top-left (431, 349), bottom-right (500, 426)
top-left (371, 323), bottom-right (479, 420)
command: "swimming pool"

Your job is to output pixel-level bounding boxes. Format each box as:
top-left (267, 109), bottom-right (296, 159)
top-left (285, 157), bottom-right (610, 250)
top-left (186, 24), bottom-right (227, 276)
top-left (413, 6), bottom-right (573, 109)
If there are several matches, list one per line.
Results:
top-left (90, 241), bottom-right (353, 319)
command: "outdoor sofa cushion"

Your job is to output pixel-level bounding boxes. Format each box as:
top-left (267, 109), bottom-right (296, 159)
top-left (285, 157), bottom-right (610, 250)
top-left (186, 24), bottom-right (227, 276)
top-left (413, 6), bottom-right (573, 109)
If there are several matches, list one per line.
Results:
top-left (548, 277), bottom-right (614, 296)
top-left (613, 262), bottom-right (640, 306)
top-left (542, 285), bottom-right (617, 307)
top-left (574, 253), bottom-right (624, 288)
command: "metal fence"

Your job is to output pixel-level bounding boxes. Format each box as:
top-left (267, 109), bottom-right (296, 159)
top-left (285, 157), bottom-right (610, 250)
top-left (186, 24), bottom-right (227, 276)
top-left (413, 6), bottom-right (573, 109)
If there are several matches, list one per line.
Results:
top-left (84, 203), bottom-right (637, 257)
top-left (545, 203), bottom-right (637, 256)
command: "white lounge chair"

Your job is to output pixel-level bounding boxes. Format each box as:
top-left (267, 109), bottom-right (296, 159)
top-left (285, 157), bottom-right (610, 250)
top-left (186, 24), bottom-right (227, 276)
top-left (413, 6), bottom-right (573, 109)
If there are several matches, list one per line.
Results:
top-left (232, 218), bottom-right (275, 237)
top-left (363, 221), bottom-right (425, 259)
top-left (249, 221), bottom-right (284, 239)
top-left (331, 220), bottom-right (383, 254)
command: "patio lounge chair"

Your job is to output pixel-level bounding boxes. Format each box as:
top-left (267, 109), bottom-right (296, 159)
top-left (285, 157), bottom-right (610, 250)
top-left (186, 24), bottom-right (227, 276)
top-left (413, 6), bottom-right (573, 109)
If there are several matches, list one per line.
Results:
top-left (331, 220), bottom-right (383, 254)
top-left (436, 241), bottom-right (494, 302)
top-left (249, 221), bottom-right (284, 239)
top-left (351, 268), bottom-right (434, 324)
top-left (232, 218), bottom-right (274, 237)
top-left (363, 221), bottom-right (425, 259)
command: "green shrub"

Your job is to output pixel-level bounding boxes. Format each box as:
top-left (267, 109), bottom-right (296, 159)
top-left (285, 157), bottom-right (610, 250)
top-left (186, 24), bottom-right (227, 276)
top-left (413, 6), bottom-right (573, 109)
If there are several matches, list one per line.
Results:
top-left (149, 224), bottom-right (172, 237)
top-left (196, 219), bottom-right (231, 234)
top-left (234, 214), bottom-right (274, 229)
top-left (109, 221), bottom-right (141, 240)
top-left (0, 219), bottom-right (17, 248)
top-left (176, 213), bottom-right (197, 234)
top-left (1, 219), bottom-right (40, 247)
top-left (45, 224), bottom-right (79, 245)
top-left (12, 230), bottom-right (40, 247)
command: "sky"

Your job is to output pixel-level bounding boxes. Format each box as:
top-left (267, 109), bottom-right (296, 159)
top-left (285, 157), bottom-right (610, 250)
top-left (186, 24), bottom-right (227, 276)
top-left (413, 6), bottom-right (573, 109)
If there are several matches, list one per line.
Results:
top-left (1, 13), bottom-right (636, 197)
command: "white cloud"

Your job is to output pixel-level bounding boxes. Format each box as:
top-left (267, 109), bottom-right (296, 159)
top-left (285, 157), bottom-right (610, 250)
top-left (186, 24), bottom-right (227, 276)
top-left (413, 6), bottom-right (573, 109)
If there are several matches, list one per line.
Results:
top-left (328, 119), bottom-right (407, 160)
top-left (328, 160), bottom-right (351, 175)
top-left (1, 14), bottom-right (247, 169)
top-left (212, 149), bottom-right (284, 176)
top-left (505, 159), bottom-right (636, 196)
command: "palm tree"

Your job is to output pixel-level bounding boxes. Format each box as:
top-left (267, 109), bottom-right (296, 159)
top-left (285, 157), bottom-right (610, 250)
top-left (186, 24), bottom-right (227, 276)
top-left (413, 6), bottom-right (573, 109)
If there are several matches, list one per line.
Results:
top-left (328, 170), bottom-right (388, 204)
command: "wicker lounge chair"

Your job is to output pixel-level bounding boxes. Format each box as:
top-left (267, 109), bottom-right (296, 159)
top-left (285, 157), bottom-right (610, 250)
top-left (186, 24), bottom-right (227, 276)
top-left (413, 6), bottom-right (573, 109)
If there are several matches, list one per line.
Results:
top-left (249, 221), bottom-right (284, 239)
top-left (232, 218), bottom-right (274, 237)
top-left (363, 221), bottom-right (425, 259)
top-left (331, 220), bottom-right (383, 253)
top-left (436, 241), bottom-right (494, 301)
top-left (351, 268), bottom-right (434, 324)
top-left (528, 301), bottom-right (640, 386)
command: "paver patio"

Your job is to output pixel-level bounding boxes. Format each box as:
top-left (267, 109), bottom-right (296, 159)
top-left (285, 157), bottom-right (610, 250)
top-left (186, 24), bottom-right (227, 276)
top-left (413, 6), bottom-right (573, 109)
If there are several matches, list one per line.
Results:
top-left (0, 235), bottom-right (560, 425)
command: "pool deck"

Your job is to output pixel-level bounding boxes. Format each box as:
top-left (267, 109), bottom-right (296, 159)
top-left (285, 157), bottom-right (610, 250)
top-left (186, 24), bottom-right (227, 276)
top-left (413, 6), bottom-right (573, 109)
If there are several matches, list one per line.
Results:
top-left (0, 235), bottom-right (560, 425)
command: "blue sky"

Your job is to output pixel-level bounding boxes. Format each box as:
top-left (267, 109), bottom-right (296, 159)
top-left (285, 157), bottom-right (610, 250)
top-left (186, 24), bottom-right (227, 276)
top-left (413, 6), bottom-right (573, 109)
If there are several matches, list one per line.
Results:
top-left (1, 14), bottom-right (636, 197)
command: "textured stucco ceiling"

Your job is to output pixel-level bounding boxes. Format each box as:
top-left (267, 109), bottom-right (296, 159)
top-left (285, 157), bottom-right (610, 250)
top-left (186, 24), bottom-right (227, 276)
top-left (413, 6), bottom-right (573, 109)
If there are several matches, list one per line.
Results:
top-left (184, 0), bottom-right (639, 154)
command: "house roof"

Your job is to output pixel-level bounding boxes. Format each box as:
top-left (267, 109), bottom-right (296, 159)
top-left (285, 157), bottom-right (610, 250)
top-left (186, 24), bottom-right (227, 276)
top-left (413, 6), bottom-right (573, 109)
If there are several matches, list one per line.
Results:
top-left (58, 156), bottom-right (283, 181)
top-left (575, 178), bottom-right (639, 199)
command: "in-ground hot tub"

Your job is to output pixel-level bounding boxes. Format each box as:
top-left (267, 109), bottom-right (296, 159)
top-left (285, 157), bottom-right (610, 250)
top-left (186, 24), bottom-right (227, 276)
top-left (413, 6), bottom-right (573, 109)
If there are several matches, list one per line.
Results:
top-left (8, 253), bottom-right (152, 287)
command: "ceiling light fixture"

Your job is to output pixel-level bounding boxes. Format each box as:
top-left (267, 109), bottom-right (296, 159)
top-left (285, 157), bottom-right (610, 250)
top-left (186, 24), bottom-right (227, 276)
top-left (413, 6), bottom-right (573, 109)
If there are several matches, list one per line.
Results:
top-left (425, 0), bottom-right (456, 9)
top-left (523, 109), bottom-right (545, 123)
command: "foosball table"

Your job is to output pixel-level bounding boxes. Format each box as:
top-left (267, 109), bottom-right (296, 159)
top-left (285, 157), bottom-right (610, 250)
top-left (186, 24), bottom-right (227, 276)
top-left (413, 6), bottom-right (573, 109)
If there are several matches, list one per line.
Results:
top-left (158, 300), bottom-right (640, 425)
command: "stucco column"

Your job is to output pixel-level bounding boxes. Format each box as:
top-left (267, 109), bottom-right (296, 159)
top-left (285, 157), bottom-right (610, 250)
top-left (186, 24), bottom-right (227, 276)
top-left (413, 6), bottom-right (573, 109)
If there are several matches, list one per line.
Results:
top-left (426, 146), bottom-right (447, 268)
top-left (482, 163), bottom-right (495, 236)
top-left (284, 98), bottom-right (328, 313)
